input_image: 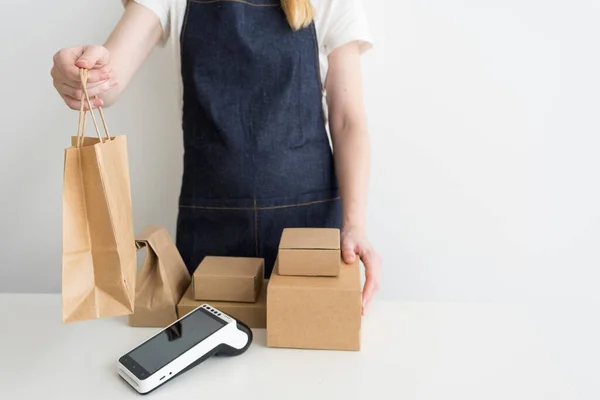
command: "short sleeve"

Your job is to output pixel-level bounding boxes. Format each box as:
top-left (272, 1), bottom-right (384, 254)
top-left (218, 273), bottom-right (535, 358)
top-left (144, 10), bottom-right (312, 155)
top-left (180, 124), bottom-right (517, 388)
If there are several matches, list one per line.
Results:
top-left (121, 0), bottom-right (171, 46)
top-left (322, 0), bottom-right (373, 55)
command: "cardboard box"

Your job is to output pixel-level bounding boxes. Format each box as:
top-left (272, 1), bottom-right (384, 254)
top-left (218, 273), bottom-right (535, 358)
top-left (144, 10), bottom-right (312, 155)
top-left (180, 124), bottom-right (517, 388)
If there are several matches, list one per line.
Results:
top-left (178, 281), bottom-right (268, 329)
top-left (266, 257), bottom-right (362, 351)
top-left (278, 228), bottom-right (341, 276)
top-left (193, 256), bottom-right (264, 302)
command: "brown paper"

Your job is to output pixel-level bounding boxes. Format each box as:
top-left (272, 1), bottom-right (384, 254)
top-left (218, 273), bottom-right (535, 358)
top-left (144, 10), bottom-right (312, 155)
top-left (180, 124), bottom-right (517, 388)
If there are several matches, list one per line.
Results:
top-left (178, 281), bottom-right (268, 328)
top-left (278, 228), bottom-right (341, 276)
top-left (62, 70), bottom-right (137, 323)
top-left (193, 256), bottom-right (264, 302)
top-left (267, 257), bottom-right (362, 351)
top-left (129, 226), bottom-right (191, 327)
top-left (62, 135), bottom-right (136, 323)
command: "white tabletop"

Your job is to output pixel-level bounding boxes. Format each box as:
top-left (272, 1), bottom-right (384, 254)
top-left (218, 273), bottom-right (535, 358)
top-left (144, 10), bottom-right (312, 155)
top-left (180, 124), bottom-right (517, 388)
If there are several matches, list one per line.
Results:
top-left (0, 294), bottom-right (576, 399)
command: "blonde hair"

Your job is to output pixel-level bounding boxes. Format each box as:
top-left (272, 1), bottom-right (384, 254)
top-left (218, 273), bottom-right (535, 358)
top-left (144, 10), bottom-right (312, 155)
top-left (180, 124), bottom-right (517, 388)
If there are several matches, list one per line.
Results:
top-left (281, 0), bottom-right (314, 30)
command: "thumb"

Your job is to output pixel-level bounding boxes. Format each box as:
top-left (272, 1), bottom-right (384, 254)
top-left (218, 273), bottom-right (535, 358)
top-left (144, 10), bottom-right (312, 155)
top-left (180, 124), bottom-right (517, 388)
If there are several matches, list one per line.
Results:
top-left (341, 238), bottom-right (356, 264)
top-left (75, 45), bottom-right (110, 71)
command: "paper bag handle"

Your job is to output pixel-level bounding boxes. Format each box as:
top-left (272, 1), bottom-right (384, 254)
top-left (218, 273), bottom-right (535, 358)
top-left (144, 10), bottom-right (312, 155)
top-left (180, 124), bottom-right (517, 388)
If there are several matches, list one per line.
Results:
top-left (76, 68), bottom-right (111, 147)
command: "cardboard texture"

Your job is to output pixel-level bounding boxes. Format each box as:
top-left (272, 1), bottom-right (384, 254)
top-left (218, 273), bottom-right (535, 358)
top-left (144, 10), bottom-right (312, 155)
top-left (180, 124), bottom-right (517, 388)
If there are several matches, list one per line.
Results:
top-left (193, 256), bottom-right (264, 302)
top-left (128, 226), bottom-right (191, 327)
top-left (61, 77), bottom-right (136, 324)
top-left (178, 281), bottom-right (268, 328)
top-left (267, 257), bottom-right (362, 351)
top-left (278, 228), bottom-right (341, 276)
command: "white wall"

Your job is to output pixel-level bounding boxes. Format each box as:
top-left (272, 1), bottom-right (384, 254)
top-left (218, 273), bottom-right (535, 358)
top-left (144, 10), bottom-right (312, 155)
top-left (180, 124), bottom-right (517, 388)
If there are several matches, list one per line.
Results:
top-left (0, 1), bottom-right (599, 392)
top-left (363, 2), bottom-right (599, 396)
top-left (2, 0), bottom-right (600, 301)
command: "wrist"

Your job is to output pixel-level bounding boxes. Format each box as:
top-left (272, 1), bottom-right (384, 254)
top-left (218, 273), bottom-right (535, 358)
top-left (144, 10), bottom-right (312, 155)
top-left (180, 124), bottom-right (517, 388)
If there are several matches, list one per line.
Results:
top-left (342, 204), bottom-right (366, 231)
top-left (342, 218), bottom-right (366, 232)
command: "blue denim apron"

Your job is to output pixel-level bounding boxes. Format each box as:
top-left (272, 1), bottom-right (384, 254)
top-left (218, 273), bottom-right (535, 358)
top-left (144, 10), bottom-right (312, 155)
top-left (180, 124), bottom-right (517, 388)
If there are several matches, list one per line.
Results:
top-left (176, 0), bottom-right (341, 278)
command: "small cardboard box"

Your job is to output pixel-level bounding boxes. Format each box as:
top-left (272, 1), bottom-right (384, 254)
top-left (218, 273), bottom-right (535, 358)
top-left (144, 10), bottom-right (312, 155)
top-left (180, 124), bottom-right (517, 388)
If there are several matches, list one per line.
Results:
top-left (193, 256), bottom-right (264, 302)
top-left (178, 281), bottom-right (268, 329)
top-left (278, 228), bottom-right (341, 276)
top-left (266, 257), bottom-right (362, 351)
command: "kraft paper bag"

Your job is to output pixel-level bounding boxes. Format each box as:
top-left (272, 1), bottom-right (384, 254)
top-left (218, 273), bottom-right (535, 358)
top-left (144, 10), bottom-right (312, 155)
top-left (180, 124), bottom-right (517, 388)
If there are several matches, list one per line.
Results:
top-left (62, 69), bottom-right (137, 323)
top-left (129, 226), bottom-right (191, 327)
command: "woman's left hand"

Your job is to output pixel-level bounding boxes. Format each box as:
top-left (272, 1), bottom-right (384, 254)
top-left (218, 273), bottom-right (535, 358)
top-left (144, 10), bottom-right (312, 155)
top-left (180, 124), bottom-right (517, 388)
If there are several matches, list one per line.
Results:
top-left (340, 225), bottom-right (382, 315)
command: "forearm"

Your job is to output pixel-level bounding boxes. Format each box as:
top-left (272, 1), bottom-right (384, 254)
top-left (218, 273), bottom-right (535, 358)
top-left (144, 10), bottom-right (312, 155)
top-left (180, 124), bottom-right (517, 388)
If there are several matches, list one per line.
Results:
top-left (325, 42), bottom-right (371, 230)
top-left (99, 1), bottom-right (163, 106)
top-left (332, 124), bottom-right (370, 230)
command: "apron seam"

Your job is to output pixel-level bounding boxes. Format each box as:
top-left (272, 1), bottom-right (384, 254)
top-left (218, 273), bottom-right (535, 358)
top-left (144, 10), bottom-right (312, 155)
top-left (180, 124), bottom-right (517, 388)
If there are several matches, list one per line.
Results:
top-left (179, 196), bottom-right (340, 211)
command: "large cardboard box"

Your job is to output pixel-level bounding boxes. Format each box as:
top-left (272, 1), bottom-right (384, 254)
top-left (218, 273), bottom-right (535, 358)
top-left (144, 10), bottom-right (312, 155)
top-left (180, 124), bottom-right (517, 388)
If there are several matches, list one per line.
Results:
top-left (267, 257), bottom-right (362, 351)
top-left (278, 228), bottom-right (340, 276)
top-left (178, 280), bottom-right (268, 329)
top-left (193, 256), bottom-right (264, 302)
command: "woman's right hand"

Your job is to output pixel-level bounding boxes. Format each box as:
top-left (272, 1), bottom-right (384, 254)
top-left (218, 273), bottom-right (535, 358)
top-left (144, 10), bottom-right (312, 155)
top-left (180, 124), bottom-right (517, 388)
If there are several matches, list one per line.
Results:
top-left (51, 45), bottom-right (118, 110)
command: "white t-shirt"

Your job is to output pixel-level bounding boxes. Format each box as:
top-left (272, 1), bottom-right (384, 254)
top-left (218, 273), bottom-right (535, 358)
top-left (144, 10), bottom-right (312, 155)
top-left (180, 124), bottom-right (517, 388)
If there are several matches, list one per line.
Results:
top-left (123, 0), bottom-right (373, 87)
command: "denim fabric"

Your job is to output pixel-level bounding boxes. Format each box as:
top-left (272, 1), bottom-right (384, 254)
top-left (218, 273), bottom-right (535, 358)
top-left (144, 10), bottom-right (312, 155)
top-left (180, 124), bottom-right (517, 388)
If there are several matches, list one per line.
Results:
top-left (176, 0), bottom-right (341, 278)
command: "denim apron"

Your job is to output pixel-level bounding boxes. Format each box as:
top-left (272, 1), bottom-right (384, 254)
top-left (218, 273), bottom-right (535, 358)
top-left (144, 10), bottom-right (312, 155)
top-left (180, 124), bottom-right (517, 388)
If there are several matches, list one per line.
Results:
top-left (176, 0), bottom-right (341, 278)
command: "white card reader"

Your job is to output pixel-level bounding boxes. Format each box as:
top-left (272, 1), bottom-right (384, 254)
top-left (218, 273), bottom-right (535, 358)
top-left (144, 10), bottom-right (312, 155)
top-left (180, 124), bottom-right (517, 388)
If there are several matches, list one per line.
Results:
top-left (117, 304), bottom-right (253, 394)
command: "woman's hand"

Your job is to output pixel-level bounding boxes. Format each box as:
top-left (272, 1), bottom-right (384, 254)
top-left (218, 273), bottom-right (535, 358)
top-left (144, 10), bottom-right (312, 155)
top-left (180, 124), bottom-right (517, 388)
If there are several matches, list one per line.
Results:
top-left (341, 225), bottom-right (382, 315)
top-left (51, 45), bottom-right (117, 110)
top-left (50, 1), bottom-right (165, 110)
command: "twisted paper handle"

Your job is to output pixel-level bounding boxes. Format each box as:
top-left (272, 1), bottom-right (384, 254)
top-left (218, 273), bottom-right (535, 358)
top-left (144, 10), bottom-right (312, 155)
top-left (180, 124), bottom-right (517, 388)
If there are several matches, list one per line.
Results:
top-left (76, 68), bottom-right (111, 147)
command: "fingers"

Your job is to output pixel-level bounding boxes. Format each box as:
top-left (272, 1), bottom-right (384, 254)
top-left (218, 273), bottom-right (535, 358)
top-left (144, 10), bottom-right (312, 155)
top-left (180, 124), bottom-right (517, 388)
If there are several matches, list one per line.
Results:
top-left (341, 238), bottom-right (356, 264)
top-left (52, 75), bottom-right (107, 110)
top-left (75, 45), bottom-right (111, 72)
top-left (53, 54), bottom-right (110, 85)
top-left (58, 79), bottom-right (118, 102)
top-left (340, 228), bottom-right (382, 315)
top-left (359, 246), bottom-right (382, 315)
top-left (51, 45), bottom-right (114, 110)
top-left (52, 48), bottom-right (82, 83)
top-left (362, 272), bottom-right (374, 315)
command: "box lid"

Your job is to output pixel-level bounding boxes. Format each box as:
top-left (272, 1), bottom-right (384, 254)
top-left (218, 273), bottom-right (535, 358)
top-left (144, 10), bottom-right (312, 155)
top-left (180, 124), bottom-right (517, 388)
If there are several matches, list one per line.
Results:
top-left (269, 257), bottom-right (360, 291)
top-left (278, 228), bottom-right (340, 250)
top-left (193, 256), bottom-right (264, 278)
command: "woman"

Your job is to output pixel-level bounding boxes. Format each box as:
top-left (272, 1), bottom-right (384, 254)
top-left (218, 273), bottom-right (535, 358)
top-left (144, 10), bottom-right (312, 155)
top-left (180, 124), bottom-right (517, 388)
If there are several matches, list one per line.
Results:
top-left (51, 0), bottom-right (381, 314)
